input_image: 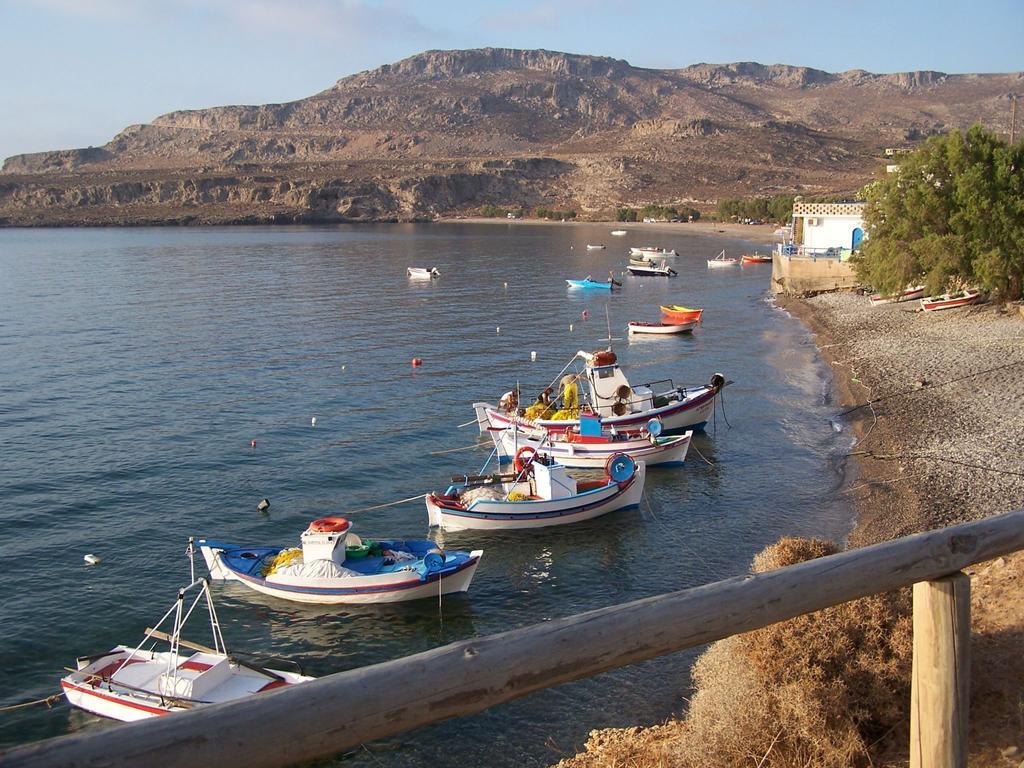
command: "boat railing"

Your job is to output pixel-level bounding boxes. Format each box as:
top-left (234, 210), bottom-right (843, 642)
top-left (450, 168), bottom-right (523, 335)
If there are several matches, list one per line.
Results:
top-left (12, 509), bottom-right (1023, 768)
top-left (775, 243), bottom-right (851, 261)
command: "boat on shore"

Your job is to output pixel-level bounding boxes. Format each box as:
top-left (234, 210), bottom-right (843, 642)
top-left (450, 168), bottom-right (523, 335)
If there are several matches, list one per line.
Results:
top-left (920, 289), bottom-right (981, 312)
top-left (626, 261), bottom-right (677, 277)
top-left (408, 267), bottom-right (440, 279)
top-left (741, 252), bottom-right (772, 264)
top-left (707, 249), bottom-right (739, 268)
top-left (426, 451), bottom-right (646, 531)
top-left (659, 305), bottom-right (704, 323)
top-left (611, 229), bottom-right (627, 236)
top-left (61, 579), bottom-right (314, 722)
top-left (628, 320), bottom-right (696, 335)
top-left (474, 348), bottom-right (724, 435)
top-left (492, 416), bottom-right (692, 469)
top-left (198, 518), bottom-right (482, 604)
top-left (869, 285), bottom-right (925, 305)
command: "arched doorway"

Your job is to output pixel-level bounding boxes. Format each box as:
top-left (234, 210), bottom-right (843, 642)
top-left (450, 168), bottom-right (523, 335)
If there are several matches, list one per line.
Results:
top-left (851, 227), bottom-right (864, 250)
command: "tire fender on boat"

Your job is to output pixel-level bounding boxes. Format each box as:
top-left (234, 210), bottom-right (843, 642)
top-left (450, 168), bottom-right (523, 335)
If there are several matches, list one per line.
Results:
top-left (514, 446), bottom-right (537, 475)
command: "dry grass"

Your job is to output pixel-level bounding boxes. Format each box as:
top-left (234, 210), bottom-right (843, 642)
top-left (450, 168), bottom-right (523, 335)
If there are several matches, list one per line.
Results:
top-left (553, 537), bottom-right (913, 768)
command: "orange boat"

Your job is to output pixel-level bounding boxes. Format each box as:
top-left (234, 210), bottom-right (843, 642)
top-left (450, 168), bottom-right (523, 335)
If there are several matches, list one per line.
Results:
top-left (659, 304), bottom-right (704, 323)
top-left (741, 252), bottom-right (772, 264)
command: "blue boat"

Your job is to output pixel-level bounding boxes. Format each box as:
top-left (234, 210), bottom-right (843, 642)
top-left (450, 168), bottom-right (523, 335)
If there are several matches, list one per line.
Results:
top-left (566, 275), bottom-right (618, 290)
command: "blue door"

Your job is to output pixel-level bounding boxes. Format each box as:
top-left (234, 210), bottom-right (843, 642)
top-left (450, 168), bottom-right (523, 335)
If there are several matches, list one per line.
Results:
top-left (852, 228), bottom-right (864, 250)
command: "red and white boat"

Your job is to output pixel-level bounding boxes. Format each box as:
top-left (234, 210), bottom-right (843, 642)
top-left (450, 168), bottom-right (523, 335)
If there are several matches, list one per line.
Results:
top-left (659, 305), bottom-right (704, 323)
top-left (474, 348), bottom-right (724, 435)
top-left (61, 579), bottom-right (313, 722)
top-left (628, 320), bottom-right (697, 335)
top-left (869, 285), bottom-right (925, 305)
top-left (741, 252), bottom-right (772, 264)
top-left (920, 289), bottom-right (981, 312)
top-left (492, 417), bottom-right (691, 469)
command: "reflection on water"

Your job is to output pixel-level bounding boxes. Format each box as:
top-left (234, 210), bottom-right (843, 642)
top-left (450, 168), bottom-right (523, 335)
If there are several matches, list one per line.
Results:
top-left (0, 223), bottom-right (853, 765)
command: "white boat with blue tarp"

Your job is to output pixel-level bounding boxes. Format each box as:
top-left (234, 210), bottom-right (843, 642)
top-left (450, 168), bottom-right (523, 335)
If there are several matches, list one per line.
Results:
top-left (198, 518), bottom-right (481, 605)
top-left (426, 451), bottom-right (645, 531)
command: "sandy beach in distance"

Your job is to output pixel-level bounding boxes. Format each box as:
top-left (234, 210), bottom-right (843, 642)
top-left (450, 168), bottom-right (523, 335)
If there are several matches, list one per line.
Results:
top-left (442, 216), bottom-right (780, 243)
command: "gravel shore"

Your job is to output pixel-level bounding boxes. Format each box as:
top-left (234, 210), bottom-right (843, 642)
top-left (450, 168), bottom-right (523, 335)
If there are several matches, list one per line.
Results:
top-left (783, 292), bottom-right (1024, 545)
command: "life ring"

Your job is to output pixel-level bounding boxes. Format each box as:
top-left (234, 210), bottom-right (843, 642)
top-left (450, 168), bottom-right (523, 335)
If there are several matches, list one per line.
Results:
top-left (514, 446), bottom-right (537, 475)
top-left (308, 516), bottom-right (351, 533)
top-left (605, 453), bottom-right (637, 484)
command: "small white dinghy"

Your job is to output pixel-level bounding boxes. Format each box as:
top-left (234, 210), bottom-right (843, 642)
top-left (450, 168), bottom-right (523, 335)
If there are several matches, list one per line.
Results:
top-left (869, 285), bottom-right (925, 305)
top-left (408, 266), bottom-right (440, 279)
top-left (627, 320), bottom-right (697, 335)
top-left (426, 452), bottom-right (646, 531)
top-left (610, 229), bottom-right (627, 236)
top-left (707, 249), bottom-right (739, 268)
top-left (586, 244), bottom-right (606, 250)
top-left (61, 579), bottom-right (313, 722)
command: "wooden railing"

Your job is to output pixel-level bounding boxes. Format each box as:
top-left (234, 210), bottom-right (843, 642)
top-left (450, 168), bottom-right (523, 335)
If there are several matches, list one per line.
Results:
top-left (4, 509), bottom-right (1023, 768)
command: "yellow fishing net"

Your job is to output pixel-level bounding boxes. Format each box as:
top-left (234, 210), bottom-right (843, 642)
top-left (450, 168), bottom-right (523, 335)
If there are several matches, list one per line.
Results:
top-left (262, 547), bottom-right (303, 576)
top-left (506, 491), bottom-right (530, 502)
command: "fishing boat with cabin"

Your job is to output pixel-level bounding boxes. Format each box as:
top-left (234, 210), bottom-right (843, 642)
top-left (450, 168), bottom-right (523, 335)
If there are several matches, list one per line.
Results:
top-left (626, 261), bottom-right (676, 277)
top-left (473, 348), bottom-right (725, 436)
top-left (426, 451), bottom-right (645, 531)
top-left (61, 579), bottom-right (314, 722)
top-left (197, 518), bottom-right (481, 605)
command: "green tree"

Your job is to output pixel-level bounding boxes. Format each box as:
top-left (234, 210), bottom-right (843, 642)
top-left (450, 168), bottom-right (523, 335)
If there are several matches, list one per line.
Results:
top-left (616, 207), bottom-right (638, 222)
top-left (855, 126), bottom-right (1024, 299)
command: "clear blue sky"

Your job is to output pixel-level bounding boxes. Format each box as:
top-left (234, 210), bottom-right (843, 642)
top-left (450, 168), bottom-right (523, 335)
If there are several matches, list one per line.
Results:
top-left (1, 0), bottom-right (1021, 162)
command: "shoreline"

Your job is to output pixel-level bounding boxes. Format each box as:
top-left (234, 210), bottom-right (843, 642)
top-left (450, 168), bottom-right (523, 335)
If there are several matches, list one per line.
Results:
top-left (442, 216), bottom-right (779, 241)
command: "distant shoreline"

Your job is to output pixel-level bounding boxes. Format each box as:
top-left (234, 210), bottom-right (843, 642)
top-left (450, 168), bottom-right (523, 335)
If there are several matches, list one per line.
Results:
top-left (442, 216), bottom-right (780, 241)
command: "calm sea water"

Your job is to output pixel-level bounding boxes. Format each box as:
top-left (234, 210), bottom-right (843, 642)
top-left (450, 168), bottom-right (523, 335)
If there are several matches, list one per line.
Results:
top-left (0, 223), bottom-right (853, 765)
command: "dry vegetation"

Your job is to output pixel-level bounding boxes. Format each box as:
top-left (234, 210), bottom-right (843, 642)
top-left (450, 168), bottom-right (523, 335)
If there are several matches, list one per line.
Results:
top-left (556, 538), bottom-right (913, 768)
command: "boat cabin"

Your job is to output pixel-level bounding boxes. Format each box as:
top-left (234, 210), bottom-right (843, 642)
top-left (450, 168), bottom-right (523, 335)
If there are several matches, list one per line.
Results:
top-left (577, 349), bottom-right (655, 418)
top-left (530, 455), bottom-right (577, 499)
top-left (300, 518), bottom-right (356, 565)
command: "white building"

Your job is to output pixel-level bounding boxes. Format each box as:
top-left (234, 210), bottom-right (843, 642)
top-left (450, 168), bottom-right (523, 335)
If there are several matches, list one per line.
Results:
top-left (791, 201), bottom-right (865, 256)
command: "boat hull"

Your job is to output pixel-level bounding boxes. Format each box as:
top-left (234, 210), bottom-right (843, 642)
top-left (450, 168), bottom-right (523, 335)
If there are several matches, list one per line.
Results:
top-left (626, 265), bottom-right (676, 277)
top-left (426, 463), bottom-right (646, 531)
top-left (628, 321), bottom-right (696, 335)
top-left (567, 279), bottom-right (613, 290)
top-left (870, 286), bottom-right (925, 304)
top-left (199, 543), bottom-right (482, 605)
top-left (659, 305), bottom-right (704, 323)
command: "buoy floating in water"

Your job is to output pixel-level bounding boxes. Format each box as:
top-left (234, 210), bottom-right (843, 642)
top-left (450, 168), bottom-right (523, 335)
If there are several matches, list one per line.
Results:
top-left (503, 282), bottom-right (508, 290)
top-left (250, 439), bottom-right (257, 448)
top-left (257, 498), bottom-right (270, 513)
top-left (569, 323), bottom-right (574, 331)
top-left (531, 351), bottom-right (537, 361)
top-left (311, 416), bottom-right (317, 428)
top-left (496, 326), bottom-right (501, 334)
top-left (84, 554), bottom-right (101, 566)
top-left (582, 309), bottom-right (589, 319)
top-left (411, 358), bottom-right (423, 367)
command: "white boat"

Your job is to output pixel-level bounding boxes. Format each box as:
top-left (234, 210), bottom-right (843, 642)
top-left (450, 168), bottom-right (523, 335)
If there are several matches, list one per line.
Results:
top-left (586, 244), bottom-right (606, 250)
top-left (198, 518), bottom-right (482, 605)
top-left (61, 579), bottom-right (314, 722)
top-left (707, 249), bottom-right (739, 268)
top-left (408, 267), bottom-right (440, 279)
top-left (920, 288), bottom-right (981, 312)
top-left (630, 246), bottom-right (678, 258)
top-left (869, 285), bottom-right (925, 305)
top-left (628, 320), bottom-right (697, 335)
top-left (611, 230), bottom-right (628, 236)
top-left (492, 416), bottom-right (691, 469)
top-left (626, 261), bottom-right (676, 277)
top-left (426, 452), bottom-right (646, 531)
top-left (474, 348), bottom-right (725, 435)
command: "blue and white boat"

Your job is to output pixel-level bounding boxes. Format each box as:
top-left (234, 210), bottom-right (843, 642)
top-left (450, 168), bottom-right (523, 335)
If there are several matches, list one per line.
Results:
top-left (566, 275), bottom-right (618, 290)
top-left (198, 518), bottom-right (482, 605)
top-left (426, 451), bottom-right (645, 531)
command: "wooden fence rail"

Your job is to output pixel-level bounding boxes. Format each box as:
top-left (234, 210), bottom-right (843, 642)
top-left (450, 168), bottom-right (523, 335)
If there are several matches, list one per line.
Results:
top-left (4, 508), bottom-right (1023, 768)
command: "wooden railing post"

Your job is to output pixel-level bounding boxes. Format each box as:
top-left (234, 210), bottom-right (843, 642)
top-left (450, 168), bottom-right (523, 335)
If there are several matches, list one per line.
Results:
top-left (910, 572), bottom-right (970, 768)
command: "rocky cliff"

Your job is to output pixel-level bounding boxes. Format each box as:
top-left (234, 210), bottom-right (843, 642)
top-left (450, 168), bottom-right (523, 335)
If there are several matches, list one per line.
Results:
top-left (2, 48), bottom-right (1019, 225)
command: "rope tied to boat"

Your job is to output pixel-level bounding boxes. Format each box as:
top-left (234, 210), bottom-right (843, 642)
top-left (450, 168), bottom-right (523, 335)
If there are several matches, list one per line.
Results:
top-left (0, 693), bottom-right (64, 712)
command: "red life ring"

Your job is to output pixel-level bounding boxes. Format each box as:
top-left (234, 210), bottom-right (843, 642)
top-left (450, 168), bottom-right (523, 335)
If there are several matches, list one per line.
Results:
top-left (513, 446), bottom-right (537, 475)
top-left (308, 516), bottom-right (351, 533)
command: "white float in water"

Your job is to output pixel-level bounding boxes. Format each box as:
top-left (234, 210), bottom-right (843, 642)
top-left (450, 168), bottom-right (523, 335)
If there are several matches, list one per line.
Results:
top-left (257, 498), bottom-right (270, 513)
top-left (84, 554), bottom-right (101, 566)
top-left (496, 326), bottom-right (501, 334)
top-left (311, 416), bottom-right (317, 428)
top-left (531, 351), bottom-right (537, 361)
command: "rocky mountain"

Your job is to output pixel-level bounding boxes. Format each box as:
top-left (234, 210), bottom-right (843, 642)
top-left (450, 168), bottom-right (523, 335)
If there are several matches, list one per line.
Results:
top-left (1, 48), bottom-right (1019, 225)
